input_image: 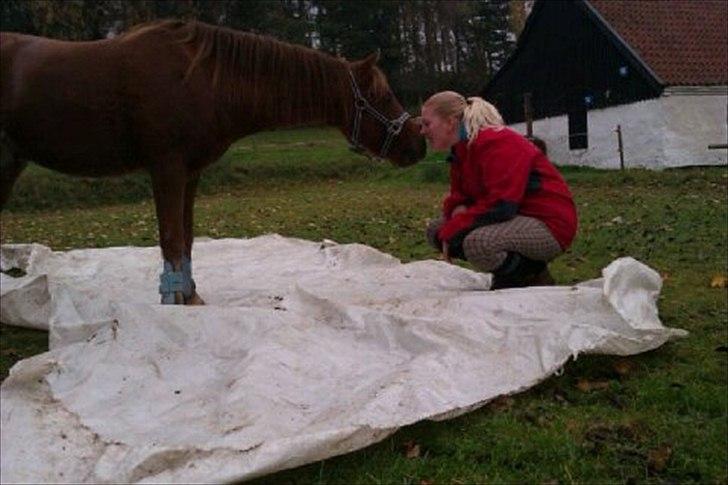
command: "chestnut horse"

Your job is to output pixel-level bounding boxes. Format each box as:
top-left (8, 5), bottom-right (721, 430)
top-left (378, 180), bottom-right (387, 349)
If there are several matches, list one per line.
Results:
top-left (0, 20), bottom-right (426, 305)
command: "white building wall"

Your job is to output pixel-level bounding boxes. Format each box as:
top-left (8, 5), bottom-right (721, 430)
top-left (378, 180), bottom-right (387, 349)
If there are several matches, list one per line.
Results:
top-left (509, 93), bottom-right (728, 169)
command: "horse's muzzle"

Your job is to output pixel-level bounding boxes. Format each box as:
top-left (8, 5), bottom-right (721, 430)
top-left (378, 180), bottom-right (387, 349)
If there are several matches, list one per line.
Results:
top-left (395, 135), bottom-right (427, 167)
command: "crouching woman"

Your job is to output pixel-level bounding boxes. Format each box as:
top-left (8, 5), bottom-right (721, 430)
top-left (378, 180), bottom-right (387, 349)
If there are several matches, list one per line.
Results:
top-left (420, 91), bottom-right (577, 289)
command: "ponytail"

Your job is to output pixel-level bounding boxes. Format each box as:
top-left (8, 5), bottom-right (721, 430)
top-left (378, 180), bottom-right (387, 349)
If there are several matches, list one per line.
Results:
top-left (461, 97), bottom-right (504, 144)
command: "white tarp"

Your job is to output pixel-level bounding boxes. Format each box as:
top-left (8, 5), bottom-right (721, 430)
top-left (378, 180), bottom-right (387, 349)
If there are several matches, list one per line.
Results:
top-left (0, 235), bottom-right (687, 484)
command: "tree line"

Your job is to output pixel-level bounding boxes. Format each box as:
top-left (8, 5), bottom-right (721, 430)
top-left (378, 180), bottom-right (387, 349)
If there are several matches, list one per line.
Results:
top-left (0, 0), bottom-right (527, 107)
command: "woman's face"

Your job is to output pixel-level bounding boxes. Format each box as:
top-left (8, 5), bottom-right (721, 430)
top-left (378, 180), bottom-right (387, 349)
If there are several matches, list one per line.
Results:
top-left (419, 105), bottom-right (458, 152)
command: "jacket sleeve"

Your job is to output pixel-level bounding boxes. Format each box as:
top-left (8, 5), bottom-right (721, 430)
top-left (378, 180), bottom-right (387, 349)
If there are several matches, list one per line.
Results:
top-left (438, 133), bottom-right (533, 245)
top-left (442, 162), bottom-right (469, 218)
top-left (442, 148), bottom-right (468, 220)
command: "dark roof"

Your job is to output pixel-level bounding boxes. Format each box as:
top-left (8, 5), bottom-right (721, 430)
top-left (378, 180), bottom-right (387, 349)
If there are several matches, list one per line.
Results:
top-left (585, 0), bottom-right (727, 86)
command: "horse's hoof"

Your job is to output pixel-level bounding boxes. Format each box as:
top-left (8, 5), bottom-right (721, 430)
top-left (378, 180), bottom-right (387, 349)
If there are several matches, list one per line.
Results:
top-left (185, 292), bottom-right (206, 306)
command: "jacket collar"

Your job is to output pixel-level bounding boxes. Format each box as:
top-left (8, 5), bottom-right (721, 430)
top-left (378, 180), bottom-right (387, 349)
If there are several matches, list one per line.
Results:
top-left (445, 140), bottom-right (468, 163)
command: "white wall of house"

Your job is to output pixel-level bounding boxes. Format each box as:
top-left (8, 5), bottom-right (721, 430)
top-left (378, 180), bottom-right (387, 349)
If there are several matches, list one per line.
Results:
top-left (509, 90), bottom-right (728, 169)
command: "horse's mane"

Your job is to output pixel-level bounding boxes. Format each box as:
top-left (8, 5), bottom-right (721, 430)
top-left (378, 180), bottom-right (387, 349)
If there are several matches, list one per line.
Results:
top-left (121, 20), bottom-right (391, 125)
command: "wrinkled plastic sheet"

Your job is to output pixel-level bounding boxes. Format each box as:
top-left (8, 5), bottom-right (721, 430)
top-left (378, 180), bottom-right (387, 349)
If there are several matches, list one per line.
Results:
top-left (0, 235), bottom-right (687, 483)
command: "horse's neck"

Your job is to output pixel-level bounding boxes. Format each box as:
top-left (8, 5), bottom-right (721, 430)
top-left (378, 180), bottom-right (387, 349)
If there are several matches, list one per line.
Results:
top-left (225, 56), bottom-right (351, 136)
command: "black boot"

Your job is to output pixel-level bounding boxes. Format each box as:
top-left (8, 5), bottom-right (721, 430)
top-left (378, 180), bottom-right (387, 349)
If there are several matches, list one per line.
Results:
top-left (491, 252), bottom-right (550, 290)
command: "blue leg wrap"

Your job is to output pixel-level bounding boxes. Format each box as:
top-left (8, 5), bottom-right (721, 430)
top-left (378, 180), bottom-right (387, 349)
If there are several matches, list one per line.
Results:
top-left (181, 256), bottom-right (196, 292)
top-left (159, 256), bottom-right (196, 304)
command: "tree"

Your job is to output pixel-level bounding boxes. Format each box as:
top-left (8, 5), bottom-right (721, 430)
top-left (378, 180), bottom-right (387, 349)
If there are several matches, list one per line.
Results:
top-left (508, 0), bottom-right (528, 37)
top-left (0, 0), bottom-right (36, 34)
top-left (1, 0), bottom-right (517, 108)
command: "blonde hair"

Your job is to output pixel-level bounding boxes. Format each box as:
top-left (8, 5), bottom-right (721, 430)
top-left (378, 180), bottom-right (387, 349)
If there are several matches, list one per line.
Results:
top-left (423, 91), bottom-right (504, 143)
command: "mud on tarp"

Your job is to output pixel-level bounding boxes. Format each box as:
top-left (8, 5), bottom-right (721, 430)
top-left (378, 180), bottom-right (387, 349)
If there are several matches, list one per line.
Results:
top-left (0, 235), bottom-right (687, 483)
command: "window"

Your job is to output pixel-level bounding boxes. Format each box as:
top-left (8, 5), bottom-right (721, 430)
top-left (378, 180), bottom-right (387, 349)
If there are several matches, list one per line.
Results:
top-left (568, 105), bottom-right (588, 150)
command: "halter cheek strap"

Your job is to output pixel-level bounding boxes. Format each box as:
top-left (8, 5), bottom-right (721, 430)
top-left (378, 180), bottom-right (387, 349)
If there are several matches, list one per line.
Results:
top-left (159, 256), bottom-right (195, 304)
top-left (348, 70), bottom-right (410, 159)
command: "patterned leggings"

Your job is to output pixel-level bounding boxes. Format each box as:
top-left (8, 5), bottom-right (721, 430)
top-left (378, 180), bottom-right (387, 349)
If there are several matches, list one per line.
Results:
top-left (426, 215), bottom-right (563, 272)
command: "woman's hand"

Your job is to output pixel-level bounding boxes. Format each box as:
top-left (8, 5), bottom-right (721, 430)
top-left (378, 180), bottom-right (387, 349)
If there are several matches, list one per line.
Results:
top-left (441, 205), bottom-right (466, 263)
top-left (452, 205), bottom-right (467, 217)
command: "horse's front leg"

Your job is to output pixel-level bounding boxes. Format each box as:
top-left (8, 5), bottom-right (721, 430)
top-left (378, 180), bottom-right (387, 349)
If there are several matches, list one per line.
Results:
top-left (0, 131), bottom-right (27, 212)
top-left (150, 161), bottom-right (194, 305)
top-left (183, 174), bottom-right (205, 305)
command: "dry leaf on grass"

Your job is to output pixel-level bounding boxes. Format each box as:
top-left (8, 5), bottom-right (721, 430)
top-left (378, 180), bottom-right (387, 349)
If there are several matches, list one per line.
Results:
top-left (647, 444), bottom-right (673, 473)
top-left (613, 359), bottom-right (635, 377)
top-left (710, 274), bottom-right (727, 288)
top-left (489, 395), bottom-right (515, 411)
top-left (576, 378), bottom-right (610, 392)
top-left (0, 347), bottom-right (19, 357)
top-left (402, 440), bottom-right (421, 459)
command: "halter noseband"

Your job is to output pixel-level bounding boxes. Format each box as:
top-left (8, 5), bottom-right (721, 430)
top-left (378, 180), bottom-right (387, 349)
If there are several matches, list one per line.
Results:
top-left (347, 70), bottom-right (410, 159)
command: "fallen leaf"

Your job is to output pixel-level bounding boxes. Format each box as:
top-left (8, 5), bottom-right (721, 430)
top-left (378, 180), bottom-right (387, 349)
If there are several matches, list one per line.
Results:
top-left (419, 480), bottom-right (434, 485)
top-left (489, 395), bottom-right (515, 411)
top-left (0, 347), bottom-right (19, 357)
top-left (576, 379), bottom-right (610, 392)
top-left (613, 359), bottom-right (635, 377)
top-left (647, 444), bottom-right (672, 473)
top-left (402, 440), bottom-right (421, 459)
top-left (710, 274), bottom-right (727, 288)
top-left (584, 422), bottom-right (642, 449)
top-left (565, 419), bottom-right (580, 433)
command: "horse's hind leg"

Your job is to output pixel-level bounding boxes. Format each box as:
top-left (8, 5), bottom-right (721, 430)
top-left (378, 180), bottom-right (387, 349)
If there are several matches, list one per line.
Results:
top-left (150, 160), bottom-right (192, 305)
top-left (0, 131), bottom-right (27, 212)
top-left (182, 174), bottom-right (205, 305)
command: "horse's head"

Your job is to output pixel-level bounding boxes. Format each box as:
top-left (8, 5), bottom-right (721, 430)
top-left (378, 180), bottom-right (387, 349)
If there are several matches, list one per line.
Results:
top-left (345, 53), bottom-right (426, 166)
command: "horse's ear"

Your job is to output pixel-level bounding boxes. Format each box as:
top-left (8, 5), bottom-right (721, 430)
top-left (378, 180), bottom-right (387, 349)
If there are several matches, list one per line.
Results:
top-left (352, 51), bottom-right (380, 72)
top-left (362, 51), bottom-right (380, 69)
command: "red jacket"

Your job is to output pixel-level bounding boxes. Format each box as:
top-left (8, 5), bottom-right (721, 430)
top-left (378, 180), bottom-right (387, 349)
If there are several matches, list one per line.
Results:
top-left (438, 127), bottom-right (577, 255)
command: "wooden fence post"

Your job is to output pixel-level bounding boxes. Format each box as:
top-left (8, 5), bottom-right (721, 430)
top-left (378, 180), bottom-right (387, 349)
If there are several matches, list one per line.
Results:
top-left (615, 124), bottom-right (625, 170)
top-left (523, 92), bottom-right (533, 138)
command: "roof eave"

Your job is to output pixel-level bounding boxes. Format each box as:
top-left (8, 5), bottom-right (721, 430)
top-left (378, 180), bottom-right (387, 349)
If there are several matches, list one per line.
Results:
top-left (663, 84), bottom-right (728, 95)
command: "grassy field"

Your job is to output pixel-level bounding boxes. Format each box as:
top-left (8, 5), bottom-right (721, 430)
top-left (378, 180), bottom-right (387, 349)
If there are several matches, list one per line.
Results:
top-left (1, 127), bottom-right (726, 484)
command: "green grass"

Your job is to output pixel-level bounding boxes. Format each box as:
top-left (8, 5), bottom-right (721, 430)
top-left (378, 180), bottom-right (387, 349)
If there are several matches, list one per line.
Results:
top-left (1, 127), bottom-right (726, 484)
